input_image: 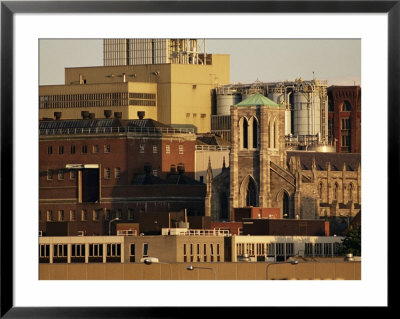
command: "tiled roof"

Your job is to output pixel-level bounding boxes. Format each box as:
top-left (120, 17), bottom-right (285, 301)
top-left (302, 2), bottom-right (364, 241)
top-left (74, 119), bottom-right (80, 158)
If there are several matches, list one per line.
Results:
top-left (287, 151), bottom-right (361, 171)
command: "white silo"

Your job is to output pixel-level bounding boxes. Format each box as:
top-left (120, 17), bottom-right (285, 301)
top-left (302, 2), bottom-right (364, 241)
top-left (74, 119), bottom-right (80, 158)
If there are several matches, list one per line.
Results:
top-left (293, 89), bottom-right (321, 136)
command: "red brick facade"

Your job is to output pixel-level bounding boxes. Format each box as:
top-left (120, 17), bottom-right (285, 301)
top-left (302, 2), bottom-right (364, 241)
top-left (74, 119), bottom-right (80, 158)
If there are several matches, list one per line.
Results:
top-left (328, 86), bottom-right (361, 153)
top-left (39, 120), bottom-right (205, 236)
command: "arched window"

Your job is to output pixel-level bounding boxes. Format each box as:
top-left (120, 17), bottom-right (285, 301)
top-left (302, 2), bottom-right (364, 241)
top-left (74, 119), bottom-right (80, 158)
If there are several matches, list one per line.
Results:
top-left (274, 120), bottom-right (278, 148)
top-left (268, 119), bottom-right (274, 148)
top-left (240, 117), bottom-right (248, 149)
top-left (246, 178), bottom-right (257, 207)
top-left (341, 100), bottom-right (352, 112)
top-left (349, 183), bottom-right (354, 201)
top-left (334, 182), bottom-right (339, 201)
top-left (252, 118), bottom-right (258, 149)
top-left (319, 182), bottom-right (323, 199)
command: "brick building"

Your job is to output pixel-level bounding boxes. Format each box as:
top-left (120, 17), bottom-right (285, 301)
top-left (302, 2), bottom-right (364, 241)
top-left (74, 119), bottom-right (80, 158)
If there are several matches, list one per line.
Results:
top-left (39, 118), bottom-right (207, 236)
top-left (327, 86), bottom-right (361, 153)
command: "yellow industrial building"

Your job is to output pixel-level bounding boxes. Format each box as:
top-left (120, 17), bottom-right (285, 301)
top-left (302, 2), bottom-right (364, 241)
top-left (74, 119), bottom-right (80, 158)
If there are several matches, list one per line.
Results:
top-left (39, 54), bottom-right (230, 133)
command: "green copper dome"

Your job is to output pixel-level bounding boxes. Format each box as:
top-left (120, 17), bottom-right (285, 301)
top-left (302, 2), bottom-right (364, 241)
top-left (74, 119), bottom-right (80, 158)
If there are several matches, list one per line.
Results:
top-left (235, 93), bottom-right (281, 107)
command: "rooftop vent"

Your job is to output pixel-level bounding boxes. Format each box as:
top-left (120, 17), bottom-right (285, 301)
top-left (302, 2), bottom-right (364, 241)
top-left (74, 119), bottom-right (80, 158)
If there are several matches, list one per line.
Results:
top-left (54, 112), bottom-right (62, 120)
top-left (104, 110), bottom-right (112, 118)
top-left (81, 111), bottom-right (89, 120)
top-left (114, 112), bottom-right (122, 119)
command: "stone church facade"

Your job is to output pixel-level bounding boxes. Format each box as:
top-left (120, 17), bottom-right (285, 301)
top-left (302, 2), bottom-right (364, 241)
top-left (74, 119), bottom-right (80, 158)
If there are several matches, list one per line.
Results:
top-left (208, 93), bottom-right (361, 226)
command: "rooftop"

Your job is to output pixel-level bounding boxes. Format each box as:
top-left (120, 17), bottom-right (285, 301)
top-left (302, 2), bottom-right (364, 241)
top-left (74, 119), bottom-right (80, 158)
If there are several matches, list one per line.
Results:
top-left (235, 93), bottom-right (281, 108)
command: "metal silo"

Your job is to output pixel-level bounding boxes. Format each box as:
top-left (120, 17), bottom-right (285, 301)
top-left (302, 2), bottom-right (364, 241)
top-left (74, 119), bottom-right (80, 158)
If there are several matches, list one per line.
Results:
top-left (268, 91), bottom-right (291, 135)
top-left (216, 92), bottom-right (241, 115)
top-left (293, 89), bottom-right (321, 136)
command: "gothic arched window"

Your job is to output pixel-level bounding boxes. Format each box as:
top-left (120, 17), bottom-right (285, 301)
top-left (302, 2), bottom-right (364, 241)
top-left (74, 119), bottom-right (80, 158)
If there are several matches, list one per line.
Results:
top-left (252, 118), bottom-right (258, 149)
top-left (241, 117), bottom-right (248, 149)
top-left (246, 178), bottom-right (257, 207)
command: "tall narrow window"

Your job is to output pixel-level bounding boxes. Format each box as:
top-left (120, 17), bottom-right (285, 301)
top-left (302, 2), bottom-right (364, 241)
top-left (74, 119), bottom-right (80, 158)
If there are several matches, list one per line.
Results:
top-left (242, 119), bottom-right (248, 149)
top-left (48, 146), bottom-right (53, 155)
top-left (252, 119), bottom-right (258, 149)
top-left (274, 120), bottom-right (278, 148)
top-left (115, 167), bottom-right (121, 179)
top-left (334, 183), bottom-right (339, 201)
top-left (349, 183), bottom-right (354, 201)
top-left (70, 145), bottom-right (76, 154)
top-left (246, 178), bottom-right (257, 207)
top-left (58, 145), bottom-right (64, 154)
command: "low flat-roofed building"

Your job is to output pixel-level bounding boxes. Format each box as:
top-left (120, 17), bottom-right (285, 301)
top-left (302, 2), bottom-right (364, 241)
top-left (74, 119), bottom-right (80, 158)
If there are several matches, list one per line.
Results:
top-left (230, 235), bottom-right (344, 262)
top-left (39, 234), bottom-right (226, 264)
top-left (241, 218), bottom-right (330, 236)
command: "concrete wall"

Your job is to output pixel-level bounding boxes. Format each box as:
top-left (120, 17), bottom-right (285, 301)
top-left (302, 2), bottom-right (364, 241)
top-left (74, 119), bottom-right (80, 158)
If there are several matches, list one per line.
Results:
top-left (39, 261), bottom-right (361, 280)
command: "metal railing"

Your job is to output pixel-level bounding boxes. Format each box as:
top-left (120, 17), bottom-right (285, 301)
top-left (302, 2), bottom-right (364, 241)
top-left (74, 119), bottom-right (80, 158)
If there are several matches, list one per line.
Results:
top-left (182, 229), bottom-right (230, 237)
top-left (117, 229), bottom-right (137, 236)
top-left (39, 126), bottom-right (194, 136)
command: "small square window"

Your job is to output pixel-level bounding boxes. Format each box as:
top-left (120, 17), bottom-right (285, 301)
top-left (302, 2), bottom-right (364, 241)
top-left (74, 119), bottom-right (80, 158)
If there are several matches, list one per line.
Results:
top-left (58, 210), bottom-right (64, 221)
top-left (93, 145), bottom-right (99, 153)
top-left (70, 170), bottom-right (77, 180)
top-left (152, 145), bottom-right (158, 154)
top-left (104, 168), bottom-right (111, 179)
top-left (115, 167), bottom-right (121, 179)
top-left (104, 144), bottom-right (111, 153)
top-left (58, 169), bottom-right (64, 180)
top-left (46, 169), bottom-right (53, 180)
top-left (128, 209), bottom-right (134, 220)
top-left (139, 145), bottom-right (145, 153)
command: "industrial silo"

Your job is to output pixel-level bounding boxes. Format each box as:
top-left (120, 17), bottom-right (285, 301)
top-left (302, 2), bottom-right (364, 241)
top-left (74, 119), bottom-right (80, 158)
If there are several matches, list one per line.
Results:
top-left (216, 92), bottom-right (241, 115)
top-left (268, 91), bottom-right (291, 135)
top-left (293, 90), bottom-right (321, 136)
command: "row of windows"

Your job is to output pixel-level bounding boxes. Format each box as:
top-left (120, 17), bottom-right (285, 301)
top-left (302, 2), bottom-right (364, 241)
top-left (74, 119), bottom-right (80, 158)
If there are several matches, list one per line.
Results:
top-left (236, 242), bottom-right (340, 258)
top-left (47, 144), bottom-right (111, 155)
top-left (41, 208), bottom-right (136, 222)
top-left (129, 100), bottom-right (156, 106)
top-left (39, 243), bottom-right (148, 263)
top-left (318, 181), bottom-right (356, 201)
top-left (46, 144), bottom-right (183, 155)
top-left (39, 92), bottom-right (156, 109)
top-left (45, 167), bottom-right (121, 181)
top-left (183, 243), bottom-right (221, 262)
top-left (39, 243), bottom-right (123, 259)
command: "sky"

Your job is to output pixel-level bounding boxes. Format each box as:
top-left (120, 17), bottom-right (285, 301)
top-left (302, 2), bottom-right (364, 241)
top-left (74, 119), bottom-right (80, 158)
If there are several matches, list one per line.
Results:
top-left (39, 39), bottom-right (361, 86)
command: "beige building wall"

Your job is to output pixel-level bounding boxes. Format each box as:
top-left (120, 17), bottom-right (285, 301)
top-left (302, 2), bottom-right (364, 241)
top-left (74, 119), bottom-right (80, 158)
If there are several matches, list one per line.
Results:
top-left (62, 54), bottom-right (230, 132)
top-left (39, 261), bottom-right (361, 280)
top-left (39, 82), bottom-right (158, 120)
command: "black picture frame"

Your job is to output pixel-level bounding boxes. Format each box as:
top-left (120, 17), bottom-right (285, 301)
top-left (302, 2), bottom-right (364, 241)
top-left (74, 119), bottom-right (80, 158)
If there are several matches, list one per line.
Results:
top-left (1, 0), bottom-right (395, 317)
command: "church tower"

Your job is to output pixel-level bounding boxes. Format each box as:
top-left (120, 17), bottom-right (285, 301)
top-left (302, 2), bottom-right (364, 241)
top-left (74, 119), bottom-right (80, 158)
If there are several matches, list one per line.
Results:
top-left (229, 93), bottom-right (286, 218)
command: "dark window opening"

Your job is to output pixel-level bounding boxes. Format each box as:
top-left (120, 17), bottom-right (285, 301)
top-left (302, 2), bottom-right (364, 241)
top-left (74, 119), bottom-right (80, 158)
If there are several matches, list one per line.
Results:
top-left (242, 119), bottom-right (248, 149)
top-left (246, 179), bottom-right (257, 207)
top-left (252, 120), bottom-right (258, 148)
top-left (81, 168), bottom-right (99, 203)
